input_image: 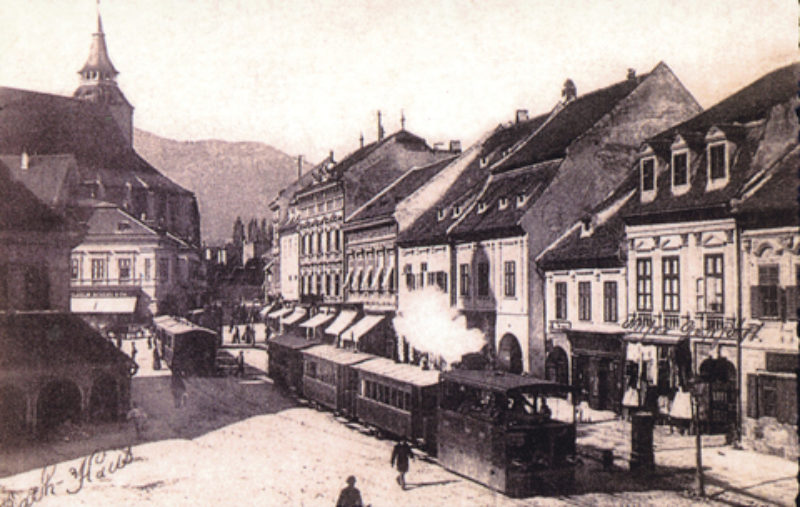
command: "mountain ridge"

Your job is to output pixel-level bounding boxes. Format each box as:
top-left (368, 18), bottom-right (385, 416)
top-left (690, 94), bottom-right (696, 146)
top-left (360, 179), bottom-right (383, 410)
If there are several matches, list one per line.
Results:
top-left (134, 128), bottom-right (313, 245)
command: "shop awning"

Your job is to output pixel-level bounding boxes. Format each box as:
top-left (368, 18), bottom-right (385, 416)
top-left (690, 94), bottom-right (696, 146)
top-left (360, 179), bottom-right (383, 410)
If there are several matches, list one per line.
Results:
top-left (324, 310), bottom-right (358, 336)
top-left (343, 269), bottom-right (353, 290)
top-left (342, 314), bottom-right (384, 343)
top-left (281, 307), bottom-right (307, 325)
top-left (300, 312), bottom-right (335, 329)
top-left (71, 297), bottom-right (137, 314)
top-left (259, 304), bottom-right (276, 318)
top-left (268, 307), bottom-right (292, 319)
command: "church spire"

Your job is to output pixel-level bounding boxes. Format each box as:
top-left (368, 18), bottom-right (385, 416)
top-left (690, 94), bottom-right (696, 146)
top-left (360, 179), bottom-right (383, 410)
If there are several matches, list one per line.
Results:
top-left (78, 8), bottom-right (119, 81)
top-left (74, 3), bottom-right (134, 146)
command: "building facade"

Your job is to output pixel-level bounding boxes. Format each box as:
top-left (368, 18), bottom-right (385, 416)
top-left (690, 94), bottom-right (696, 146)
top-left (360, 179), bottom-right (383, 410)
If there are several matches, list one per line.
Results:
top-left (70, 202), bottom-right (201, 331)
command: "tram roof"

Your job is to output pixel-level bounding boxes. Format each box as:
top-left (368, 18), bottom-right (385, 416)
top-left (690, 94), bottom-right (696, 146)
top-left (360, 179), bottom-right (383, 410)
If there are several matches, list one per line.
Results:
top-left (153, 316), bottom-right (215, 336)
top-left (441, 369), bottom-right (573, 395)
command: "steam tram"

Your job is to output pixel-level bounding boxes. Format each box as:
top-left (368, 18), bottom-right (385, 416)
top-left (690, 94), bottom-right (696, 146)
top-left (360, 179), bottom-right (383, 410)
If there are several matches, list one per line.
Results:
top-left (153, 316), bottom-right (218, 376)
top-left (269, 342), bottom-right (578, 497)
top-left (438, 370), bottom-right (577, 497)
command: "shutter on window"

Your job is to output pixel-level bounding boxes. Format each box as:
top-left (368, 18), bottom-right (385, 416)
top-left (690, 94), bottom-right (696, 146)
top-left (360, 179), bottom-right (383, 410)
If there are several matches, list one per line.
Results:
top-left (776, 377), bottom-right (798, 425)
top-left (746, 374), bottom-right (758, 419)
top-left (750, 286), bottom-right (762, 319)
top-left (785, 286), bottom-right (798, 321)
top-left (779, 288), bottom-right (787, 321)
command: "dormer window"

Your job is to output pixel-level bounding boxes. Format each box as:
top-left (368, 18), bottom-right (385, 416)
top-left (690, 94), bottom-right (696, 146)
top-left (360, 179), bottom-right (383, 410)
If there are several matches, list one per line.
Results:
top-left (498, 197), bottom-right (509, 210)
top-left (641, 157), bottom-right (655, 192)
top-left (480, 157), bottom-right (489, 168)
top-left (515, 194), bottom-right (527, 208)
top-left (709, 143), bottom-right (726, 180)
top-left (117, 222), bottom-right (131, 232)
top-left (437, 208), bottom-right (446, 221)
top-left (477, 202), bottom-right (487, 213)
top-left (672, 152), bottom-right (688, 187)
top-left (452, 205), bottom-right (462, 218)
top-left (705, 127), bottom-right (731, 191)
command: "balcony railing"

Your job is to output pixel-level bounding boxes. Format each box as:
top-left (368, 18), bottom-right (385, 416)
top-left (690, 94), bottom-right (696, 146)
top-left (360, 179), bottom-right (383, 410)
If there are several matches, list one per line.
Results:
top-left (71, 276), bottom-right (154, 287)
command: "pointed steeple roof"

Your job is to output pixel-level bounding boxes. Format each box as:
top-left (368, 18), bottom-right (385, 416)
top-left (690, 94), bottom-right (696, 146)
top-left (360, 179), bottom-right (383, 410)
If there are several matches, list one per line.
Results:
top-left (78, 12), bottom-right (118, 77)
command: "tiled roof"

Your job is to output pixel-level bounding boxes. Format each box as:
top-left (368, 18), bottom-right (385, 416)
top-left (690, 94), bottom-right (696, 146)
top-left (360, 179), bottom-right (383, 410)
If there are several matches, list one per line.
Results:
top-left (494, 74), bottom-right (647, 172)
top-left (396, 117), bottom-right (549, 246)
top-left (733, 145), bottom-right (799, 228)
top-left (0, 164), bottom-right (68, 232)
top-left (0, 87), bottom-right (188, 195)
top-left (626, 64), bottom-right (799, 223)
top-left (538, 170), bottom-right (639, 270)
top-left (449, 159), bottom-right (561, 240)
top-left (0, 154), bottom-right (78, 208)
top-left (0, 312), bottom-right (131, 368)
top-left (347, 156), bottom-right (455, 224)
top-left (651, 62), bottom-right (800, 143)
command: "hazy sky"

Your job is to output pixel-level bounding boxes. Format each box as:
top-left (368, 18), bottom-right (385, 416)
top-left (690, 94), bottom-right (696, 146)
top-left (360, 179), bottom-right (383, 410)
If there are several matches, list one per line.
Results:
top-left (0, 1), bottom-right (796, 163)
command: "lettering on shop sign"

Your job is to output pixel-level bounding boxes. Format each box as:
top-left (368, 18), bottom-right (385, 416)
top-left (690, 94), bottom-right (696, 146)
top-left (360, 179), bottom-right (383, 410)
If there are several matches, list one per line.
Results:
top-left (621, 316), bottom-right (763, 346)
top-left (0, 446), bottom-right (134, 507)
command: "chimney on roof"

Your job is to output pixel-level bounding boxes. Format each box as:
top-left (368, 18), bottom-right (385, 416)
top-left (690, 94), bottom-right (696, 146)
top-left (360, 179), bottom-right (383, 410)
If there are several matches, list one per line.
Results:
top-left (377, 110), bottom-right (385, 141)
top-left (627, 68), bottom-right (636, 81)
top-left (561, 79), bottom-right (577, 103)
top-left (359, 132), bottom-right (364, 149)
top-left (329, 150), bottom-right (334, 164)
top-left (20, 151), bottom-right (29, 170)
top-left (297, 155), bottom-right (303, 180)
top-left (449, 140), bottom-right (462, 153)
top-left (516, 109), bottom-right (528, 124)
top-left (401, 109), bottom-right (406, 130)
top-left (433, 142), bottom-right (445, 151)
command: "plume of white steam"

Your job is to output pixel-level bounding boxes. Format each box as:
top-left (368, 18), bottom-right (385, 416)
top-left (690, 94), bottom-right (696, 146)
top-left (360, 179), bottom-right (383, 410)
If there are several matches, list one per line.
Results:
top-left (394, 286), bottom-right (487, 366)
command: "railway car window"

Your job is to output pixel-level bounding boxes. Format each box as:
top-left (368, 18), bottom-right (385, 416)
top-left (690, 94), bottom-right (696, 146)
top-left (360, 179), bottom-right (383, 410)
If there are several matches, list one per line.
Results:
top-left (307, 362), bottom-right (317, 379)
top-left (404, 392), bottom-right (411, 411)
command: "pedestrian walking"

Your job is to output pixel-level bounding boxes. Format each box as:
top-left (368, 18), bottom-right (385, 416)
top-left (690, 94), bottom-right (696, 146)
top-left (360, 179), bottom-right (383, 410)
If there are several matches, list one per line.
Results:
top-left (233, 326), bottom-right (240, 344)
top-left (237, 351), bottom-right (245, 377)
top-left (390, 438), bottom-right (414, 490)
top-left (171, 372), bottom-right (187, 408)
top-left (126, 403), bottom-right (148, 439)
top-left (130, 342), bottom-right (138, 364)
top-left (147, 334), bottom-right (152, 349)
top-left (116, 335), bottom-right (122, 349)
top-left (335, 476), bottom-right (363, 507)
top-left (152, 346), bottom-right (162, 370)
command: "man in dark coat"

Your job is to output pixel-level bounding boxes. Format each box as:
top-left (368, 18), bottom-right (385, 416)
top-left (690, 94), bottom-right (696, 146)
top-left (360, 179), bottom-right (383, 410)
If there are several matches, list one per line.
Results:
top-left (335, 475), bottom-right (363, 507)
top-left (390, 439), bottom-right (414, 490)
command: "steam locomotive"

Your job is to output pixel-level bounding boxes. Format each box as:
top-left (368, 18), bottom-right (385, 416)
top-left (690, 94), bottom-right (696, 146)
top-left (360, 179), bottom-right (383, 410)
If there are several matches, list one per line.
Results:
top-left (268, 337), bottom-right (577, 497)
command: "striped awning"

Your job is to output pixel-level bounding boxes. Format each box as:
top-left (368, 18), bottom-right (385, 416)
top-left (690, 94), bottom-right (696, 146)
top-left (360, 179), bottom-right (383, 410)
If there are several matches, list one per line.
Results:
top-left (342, 314), bottom-right (384, 343)
top-left (300, 312), bottom-right (335, 329)
top-left (268, 307), bottom-right (292, 319)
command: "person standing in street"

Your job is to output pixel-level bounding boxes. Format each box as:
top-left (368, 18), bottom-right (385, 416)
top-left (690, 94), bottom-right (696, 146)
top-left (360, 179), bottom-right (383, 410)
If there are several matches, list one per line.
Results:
top-left (335, 475), bottom-right (363, 507)
top-left (391, 438), bottom-right (414, 490)
top-left (130, 342), bottom-right (138, 365)
top-left (126, 403), bottom-right (148, 439)
top-left (171, 372), bottom-right (187, 408)
top-left (237, 351), bottom-right (245, 377)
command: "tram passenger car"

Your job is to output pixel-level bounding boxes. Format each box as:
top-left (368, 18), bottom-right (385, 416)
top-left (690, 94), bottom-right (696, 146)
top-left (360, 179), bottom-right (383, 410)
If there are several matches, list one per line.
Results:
top-left (353, 357), bottom-right (441, 452)
top-left (267, 331), bottom-right (320, 393)
top-left (153, 316), bottom-right (218, 376)
top-left (301, 345), bottom-right (376, 418)
top-left (437, 370), bottom-right (576, 497)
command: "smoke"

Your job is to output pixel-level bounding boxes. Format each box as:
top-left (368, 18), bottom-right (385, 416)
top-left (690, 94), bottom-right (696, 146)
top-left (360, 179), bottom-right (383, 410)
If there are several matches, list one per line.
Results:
top-left (393, 286), bottom-right (487, 366)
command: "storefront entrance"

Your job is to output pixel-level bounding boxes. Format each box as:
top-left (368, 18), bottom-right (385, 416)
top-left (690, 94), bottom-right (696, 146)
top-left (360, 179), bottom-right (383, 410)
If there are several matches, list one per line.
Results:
top-left (568, 331), bottom-right (623, 413)
top-left (697, 357), bottom-right (737, 435)
top-left (498, 334), bottom-right (523, 374)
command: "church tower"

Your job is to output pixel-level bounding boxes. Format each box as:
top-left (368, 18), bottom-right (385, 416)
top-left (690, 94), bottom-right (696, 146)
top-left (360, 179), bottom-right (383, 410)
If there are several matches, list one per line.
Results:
top-left (74, 9), bottom-right (134, 146)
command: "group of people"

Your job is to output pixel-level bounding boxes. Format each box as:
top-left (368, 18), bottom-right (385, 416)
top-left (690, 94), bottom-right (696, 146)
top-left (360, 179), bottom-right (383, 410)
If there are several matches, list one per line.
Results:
top-left (230, 324), bottom-right (257, 345)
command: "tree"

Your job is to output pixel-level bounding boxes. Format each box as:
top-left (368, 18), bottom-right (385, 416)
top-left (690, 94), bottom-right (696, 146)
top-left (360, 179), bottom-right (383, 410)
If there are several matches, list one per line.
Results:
top-left (232, 216), bottom-right (245, 246)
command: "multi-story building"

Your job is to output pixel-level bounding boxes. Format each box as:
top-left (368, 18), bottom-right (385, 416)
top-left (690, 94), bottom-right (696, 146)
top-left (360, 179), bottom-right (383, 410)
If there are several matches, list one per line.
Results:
top-left (400, 63), bottom-right (701, 375)
top-left (342, 156), bottom-right (456, 357)
top-left (0, 167), bottom-right (132, 439)
top-left (0, 12), bottom-right (200, 247)
top-left (70, 201), bottom-right (201, 331)
top-left (537, 172), bottom-right (637, 412)
top-left (621, 62), bottom-right (798, 453)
